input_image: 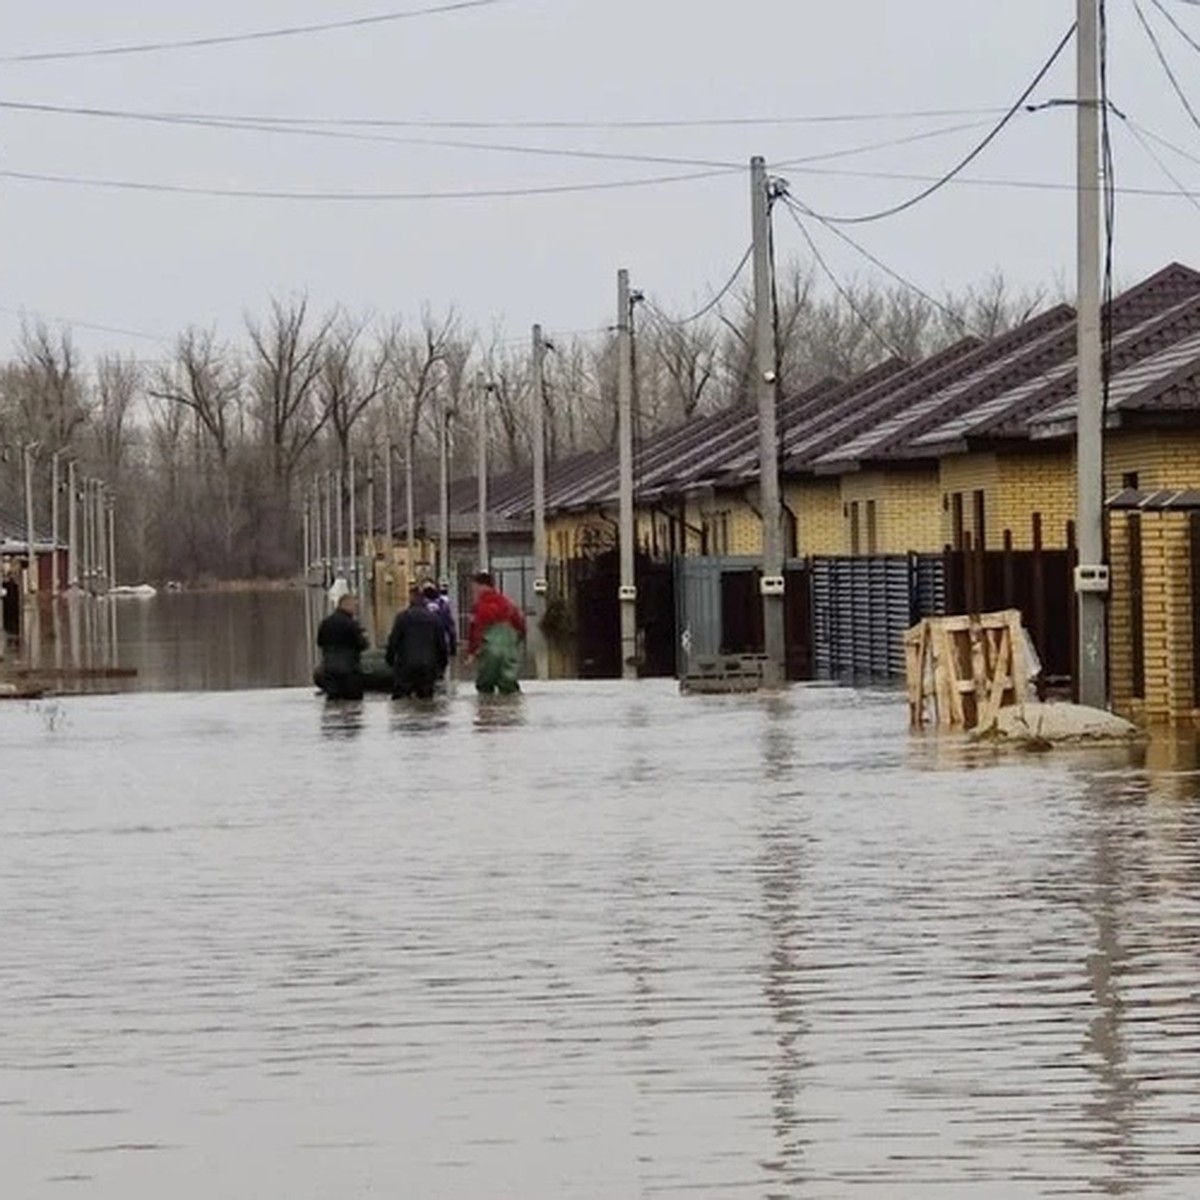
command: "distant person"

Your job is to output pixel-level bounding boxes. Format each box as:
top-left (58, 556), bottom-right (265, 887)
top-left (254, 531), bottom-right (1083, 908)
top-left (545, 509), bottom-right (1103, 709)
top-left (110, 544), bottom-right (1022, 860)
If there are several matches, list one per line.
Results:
top-left (422, 580), bottom-right (457, 667)
top-left (316, 592), bottom-right (367, 700)
top-left (386, 588), bottom-right (448, 700)
top-left (467, 572), bottom-right (526, 695)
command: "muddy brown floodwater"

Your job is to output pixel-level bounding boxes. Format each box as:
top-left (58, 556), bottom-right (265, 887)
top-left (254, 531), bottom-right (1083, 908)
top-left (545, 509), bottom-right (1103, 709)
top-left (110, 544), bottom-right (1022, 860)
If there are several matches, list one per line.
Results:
top-left (3, 595), bottom-right (1200, 1197)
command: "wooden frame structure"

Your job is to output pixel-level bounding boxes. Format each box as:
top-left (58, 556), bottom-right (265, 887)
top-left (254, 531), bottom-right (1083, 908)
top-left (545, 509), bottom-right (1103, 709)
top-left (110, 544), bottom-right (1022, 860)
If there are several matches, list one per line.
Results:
top-left (905, 609), bottom-right (1031, 732)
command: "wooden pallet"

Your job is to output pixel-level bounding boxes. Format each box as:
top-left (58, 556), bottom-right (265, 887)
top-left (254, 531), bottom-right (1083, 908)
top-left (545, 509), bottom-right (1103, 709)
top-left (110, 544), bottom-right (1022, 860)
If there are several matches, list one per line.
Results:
top-left (905, 610), bottom-right (1030, 732)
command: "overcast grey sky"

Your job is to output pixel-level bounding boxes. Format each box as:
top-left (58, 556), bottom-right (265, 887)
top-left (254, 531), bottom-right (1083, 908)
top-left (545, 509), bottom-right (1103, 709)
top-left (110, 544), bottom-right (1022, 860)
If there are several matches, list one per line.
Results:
top-left (1, 1), bottom-right (1199, 359)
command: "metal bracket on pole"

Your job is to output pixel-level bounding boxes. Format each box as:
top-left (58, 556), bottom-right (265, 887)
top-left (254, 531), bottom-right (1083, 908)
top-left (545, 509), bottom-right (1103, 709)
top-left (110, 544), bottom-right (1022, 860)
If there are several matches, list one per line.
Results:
top-left (533, 578), bottom-right (548, 596)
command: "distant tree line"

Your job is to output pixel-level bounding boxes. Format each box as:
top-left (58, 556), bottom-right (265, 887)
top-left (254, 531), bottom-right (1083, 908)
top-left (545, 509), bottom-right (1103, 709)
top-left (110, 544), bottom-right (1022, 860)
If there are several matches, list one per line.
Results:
top-left (0, 264), bottom-right (1050, 583)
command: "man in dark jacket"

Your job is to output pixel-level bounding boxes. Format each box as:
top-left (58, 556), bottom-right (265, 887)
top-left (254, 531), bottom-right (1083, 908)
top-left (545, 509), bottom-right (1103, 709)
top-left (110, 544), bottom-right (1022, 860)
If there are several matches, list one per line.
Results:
top-left (386, 588), bottom-right (449, 700)
top-left (316, 593), bottom-right (368, 700)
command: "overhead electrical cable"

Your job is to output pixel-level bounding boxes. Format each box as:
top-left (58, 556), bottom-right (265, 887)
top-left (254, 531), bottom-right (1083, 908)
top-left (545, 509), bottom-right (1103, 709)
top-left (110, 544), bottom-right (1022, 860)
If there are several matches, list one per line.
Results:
top-left (0, 0), bottom-right (509, 64)
top-left (780, 201), bottom-right (907, 358)
top-left (793, 21), bottom-right (1076, 225)
top-left (648, 243), bottom-right (754, 327)
top-left (780, 194), bottom-right (975, 336)
top-left (1133, 0), bottom-right (1200, 134)
top-left (0, 164), bottom-right (743, 202)
top-left (0, 100), bottom-right (997, 172)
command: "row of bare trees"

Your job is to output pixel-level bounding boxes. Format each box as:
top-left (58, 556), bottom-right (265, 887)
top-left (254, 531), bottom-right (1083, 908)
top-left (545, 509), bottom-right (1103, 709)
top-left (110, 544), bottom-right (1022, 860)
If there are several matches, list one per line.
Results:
top-left (0, 264), bottom-right (1049, 584)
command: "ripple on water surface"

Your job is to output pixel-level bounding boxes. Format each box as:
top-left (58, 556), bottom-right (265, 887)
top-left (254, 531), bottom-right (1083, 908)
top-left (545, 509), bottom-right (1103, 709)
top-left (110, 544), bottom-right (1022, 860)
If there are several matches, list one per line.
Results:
top-left (2, 682), bottom-right (1199, 1198)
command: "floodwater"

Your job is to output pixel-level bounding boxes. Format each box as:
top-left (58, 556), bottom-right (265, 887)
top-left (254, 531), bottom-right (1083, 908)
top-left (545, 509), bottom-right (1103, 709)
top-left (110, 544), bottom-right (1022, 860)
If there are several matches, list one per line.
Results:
top-left (8, 590), bottom-right (318, 693)
top-left (4, 600), bottom-right (1200, 1197)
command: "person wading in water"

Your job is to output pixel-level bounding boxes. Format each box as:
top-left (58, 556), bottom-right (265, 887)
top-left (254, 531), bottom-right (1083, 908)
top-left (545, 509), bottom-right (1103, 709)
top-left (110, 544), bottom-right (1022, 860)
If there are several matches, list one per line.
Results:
top-left (386, 587), bottom-right (449, 700)
top-left (316, 592), bottom-right (368, 700)
top-left (466, 572), bottom-right (526, 695)
top-left (422, 580), bottom-right (457, 677)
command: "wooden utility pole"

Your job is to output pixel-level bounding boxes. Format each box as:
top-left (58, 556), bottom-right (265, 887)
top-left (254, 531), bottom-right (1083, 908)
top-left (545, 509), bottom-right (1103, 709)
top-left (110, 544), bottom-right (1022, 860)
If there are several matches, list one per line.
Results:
top-left (617, 269), bottom-right (638, 681)
top-left (1075, 0), bottom-right (1108, 709)
top-left (751, 156), bottom-right (786, 687)
top-left (531, 324), bottom-right (550, 680)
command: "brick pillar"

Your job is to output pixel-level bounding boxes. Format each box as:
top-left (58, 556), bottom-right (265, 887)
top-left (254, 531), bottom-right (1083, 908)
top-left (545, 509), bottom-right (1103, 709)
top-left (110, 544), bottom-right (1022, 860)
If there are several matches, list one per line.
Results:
top-left (1108, 513), bottom-right (1136, 718)
top-left (1163, 513), bottom-right (1195, 723)
top-left (1140, 516), bottom-right (1170, 723)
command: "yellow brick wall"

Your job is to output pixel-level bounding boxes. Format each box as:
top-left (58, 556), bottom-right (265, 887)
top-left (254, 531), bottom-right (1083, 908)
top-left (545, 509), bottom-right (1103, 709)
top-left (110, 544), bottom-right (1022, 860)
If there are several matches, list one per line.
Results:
top-left (1105, 429), bottom-right (1200, 491)
top-left (996, 450), bottom-right (1076, 549)
top-left (1110, 509), bottom-right (1198, 725)
top-left (836, 470), bottom-right (943, 555)
top-left (940, 450), bottom-right (1077, 550)
top-left (786, 479), bottom-right (839, 555)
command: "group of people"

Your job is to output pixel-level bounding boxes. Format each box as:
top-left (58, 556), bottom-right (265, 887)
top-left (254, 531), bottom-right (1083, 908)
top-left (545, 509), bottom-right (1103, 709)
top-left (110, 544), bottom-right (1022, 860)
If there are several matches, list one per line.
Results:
top-left (316, 573), bottom-right (527, 701)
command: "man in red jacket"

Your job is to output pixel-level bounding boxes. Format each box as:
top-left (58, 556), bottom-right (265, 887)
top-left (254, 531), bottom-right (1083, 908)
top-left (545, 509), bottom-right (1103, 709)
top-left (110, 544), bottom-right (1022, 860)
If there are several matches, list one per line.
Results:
top-left (467, 572), bottom-right (527, 695)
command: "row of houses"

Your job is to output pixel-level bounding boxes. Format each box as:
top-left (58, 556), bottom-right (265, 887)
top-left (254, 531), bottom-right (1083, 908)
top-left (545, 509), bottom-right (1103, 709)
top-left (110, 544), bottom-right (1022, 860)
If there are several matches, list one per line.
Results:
top-left (402, 262), bottom-right (1200, 719)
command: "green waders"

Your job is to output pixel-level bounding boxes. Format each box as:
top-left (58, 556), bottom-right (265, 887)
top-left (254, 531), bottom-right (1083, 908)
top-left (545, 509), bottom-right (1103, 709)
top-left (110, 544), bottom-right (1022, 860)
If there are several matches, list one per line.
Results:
top-left (476, 623), bottom-right (522, 695)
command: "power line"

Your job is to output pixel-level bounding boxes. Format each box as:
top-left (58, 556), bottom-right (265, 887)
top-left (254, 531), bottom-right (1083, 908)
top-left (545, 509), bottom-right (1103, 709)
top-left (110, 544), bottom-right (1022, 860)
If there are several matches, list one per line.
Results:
top-left (1133, 0), bottom-right (1200, 134)
top-left (1122, 118), bottom-right (1200, 215)
top-left (0, 99), bottom-right (995, 173)
top-left (794, 21), bottom-right (1076, 225)
top-left (780, 201), bottom-right (907, 359)
top-left (13, 158), bottom-right (1200, 205)
top-left (0, 164), bottom-right (743, 202)
top-left (0, 97), bottom-right (1011, 133)
top-left (1150, 0), bottom-right (1200, 57)
top-left (648, 243), bottom-right (754, 327)
top-left (780, 194), bottom-right (974, 336)
top-left (0, 0), bottom-right (510, 65)
top-left (0, 303), bottom-right (171, 344)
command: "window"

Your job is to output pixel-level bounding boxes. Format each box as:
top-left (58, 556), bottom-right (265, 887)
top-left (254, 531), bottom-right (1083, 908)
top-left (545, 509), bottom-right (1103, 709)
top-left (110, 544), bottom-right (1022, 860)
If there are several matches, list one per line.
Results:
top-left (849, 502), bottom-right (862, 556)
top-left (972, 490), bottom-right (987, 552)
top-left (866, 500), bottom-right (879, 555)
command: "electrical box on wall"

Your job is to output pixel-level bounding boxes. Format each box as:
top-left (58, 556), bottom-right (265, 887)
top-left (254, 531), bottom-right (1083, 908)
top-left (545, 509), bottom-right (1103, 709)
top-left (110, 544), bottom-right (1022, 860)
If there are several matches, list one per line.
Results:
top-left (1074, 564), bottom-right (1110, 595)
top-left (759, 575), bottom-right (786, 597)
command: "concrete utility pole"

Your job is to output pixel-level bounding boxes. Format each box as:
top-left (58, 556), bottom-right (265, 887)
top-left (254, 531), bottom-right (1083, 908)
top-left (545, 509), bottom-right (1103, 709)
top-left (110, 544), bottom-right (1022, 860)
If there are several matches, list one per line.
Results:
top-left (302, 491), bottom-right (312, 580)
top-left (51, 451), bottom-right (62, 598)
top-left (438, 396), bottom-right (451, 589)
top-left (477, 376), bottom-right (491, 574)
top-left (67, 459), bottom-right (79, 590)
top-left (1075, 0), bottom-right (1108, 710)
top-left (334, 466), bottom-right (345, 577)
top-left (531, 324), bottom-right (550, 680)
top-left (617, 269), bottom-right (638, 681)
top-left (751, 156), bottom-right (787, 687)
top-left (384, 440), bottom-right (395, 562)
top-left (23, 444), bottom-right (38, 596)
top-left (405, 425), bottom-right (417, 585)
top-left (323, 471), bottom-right (334, 584)
top-left (94, 482), bottom-right (108, 593)
top-left (348, 454), bottom-right (358, 592)
top-left (107, 493), bottom-right (117, 590)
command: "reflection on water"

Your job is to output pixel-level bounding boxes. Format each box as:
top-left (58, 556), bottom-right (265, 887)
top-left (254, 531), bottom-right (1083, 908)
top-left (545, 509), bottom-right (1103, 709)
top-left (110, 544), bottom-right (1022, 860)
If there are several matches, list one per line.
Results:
top-left (6, 590), bottom-right (322, 693)
top-left (5, 678), bottom-right (1200, 1195)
